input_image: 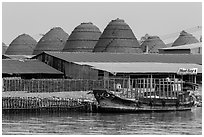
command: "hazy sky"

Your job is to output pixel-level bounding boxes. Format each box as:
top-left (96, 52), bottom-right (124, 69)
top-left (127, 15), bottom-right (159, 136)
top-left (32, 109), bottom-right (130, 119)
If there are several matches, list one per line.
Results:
top-left (2, 2), bottom-right (202, 45)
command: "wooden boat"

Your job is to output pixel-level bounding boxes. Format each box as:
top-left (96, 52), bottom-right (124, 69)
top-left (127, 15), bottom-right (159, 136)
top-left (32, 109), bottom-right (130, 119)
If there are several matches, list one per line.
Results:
top-left (92, 88), bottom-right (194, 113)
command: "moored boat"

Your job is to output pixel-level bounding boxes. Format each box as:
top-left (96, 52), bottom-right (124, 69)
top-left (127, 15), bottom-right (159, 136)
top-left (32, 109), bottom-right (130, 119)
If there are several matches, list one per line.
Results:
top-left (92, 79), bottom-right (196, 113)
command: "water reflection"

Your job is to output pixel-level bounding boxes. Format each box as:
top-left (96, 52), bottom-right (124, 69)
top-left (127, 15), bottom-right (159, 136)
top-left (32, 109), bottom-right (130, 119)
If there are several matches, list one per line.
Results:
top-left (2, 107), bottom-right (202, 135)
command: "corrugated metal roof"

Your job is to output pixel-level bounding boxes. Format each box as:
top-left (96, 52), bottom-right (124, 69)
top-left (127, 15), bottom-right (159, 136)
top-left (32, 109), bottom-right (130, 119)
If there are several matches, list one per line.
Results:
top-left (5, 55), bottom-right (34, 60)
top-left (37, 51), bottom-right (202, 65)
top-left (159, 42), bottom-right (202, 50)
top-left (74, 62), bottom-right (202, 74)
top-left (2, 59), bottom-right (63, 74)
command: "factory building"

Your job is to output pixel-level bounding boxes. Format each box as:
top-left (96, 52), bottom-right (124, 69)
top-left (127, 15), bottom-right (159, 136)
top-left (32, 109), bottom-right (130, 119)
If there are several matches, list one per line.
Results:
top-left (63, 22), bottom-right (101, 52)
top-left (172, 31), bottom-right (199, 47)
top-left (5, 34), bottom-right (37, 55)
top-left (93, 18), bottom-right (142, 53)
top-left (159, 42), bottom-right (202, 54)
top-left (140, 36), bottom-right (167, 53)
top-left (33, 27), bottom-right (69, 55)
top-left (33, 52), bottom-right (202, 82)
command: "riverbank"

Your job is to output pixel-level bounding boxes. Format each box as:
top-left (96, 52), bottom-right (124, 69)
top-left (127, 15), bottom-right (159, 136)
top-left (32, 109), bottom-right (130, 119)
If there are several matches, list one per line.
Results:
top-left (2, 91), bottom-right (97, 113)
top-left (2, 91), bottom-right (95, 100)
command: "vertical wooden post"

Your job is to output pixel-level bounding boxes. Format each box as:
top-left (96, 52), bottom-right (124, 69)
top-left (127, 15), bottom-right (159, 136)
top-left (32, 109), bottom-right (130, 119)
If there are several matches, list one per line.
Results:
top-left (181, 75), bottom-right (183, 92)
top-left (143, 78), bottom-right (145, 98)
top-left (2, 79), bottom-right (4, 92)
top-left (139, 79), bottom-right (141, 99)
top-left (153, 78), bottom-right (156, 99)
top-left (108, 79), bottom-right (110, 90)
top-left (113, 78), bottom-right (115, 93)
top-left (176, 78), bottom-right (178, 98)
top-left (148, 78), bottom-right (149, 98)
top-left (14, 79), bottom-right (16, 91)
top-left (166, 78), bottom-right (169, 98)
top-left (173, 75), bottom-right (176, 98)
top-left (163, 78), bottom-right (165, 98)
top-left (135, 79), bottom-right (137, 100)
top-left (194, 75), bottom-right (197, 90)
top-left (170, 79), bottom-right (172, 99)
top-left (37, 80), bottom-right (39, 93)
top-left (122, 78), bottom-right (125, 96)
top-left (158, 79), bottom-right (161, 98)
top-left (131, 79), bottom-right (134, 99)
top-left (3, 79), bottom-right (5, 92)
top-left (150, 75), bottom-right (152, 98)
top-left (9, 79), bottom-right (11, 91)
top-left (128, 76), bottom-right (131, 98)
top-left (128, 75), bottom-right (131, 90)
top-left (7, 79), bottom-right (9, 91)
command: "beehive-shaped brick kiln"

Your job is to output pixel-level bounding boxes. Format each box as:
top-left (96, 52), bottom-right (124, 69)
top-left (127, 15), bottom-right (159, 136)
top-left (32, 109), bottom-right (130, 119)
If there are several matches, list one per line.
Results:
top-left (33, 27), bottom-right (69, 55)
top-left (2, 42), bottom-right (8, 54)
top-left (93, 18), bottom-right (142, 53)
top-left (5, 34), bottom-right (37, 55)
top-left (63, 22), bottom-right (101, 52)
top-left (141, 36), bottom-right (167, 53)
top-left (172, 30), bottom-right (199, 47)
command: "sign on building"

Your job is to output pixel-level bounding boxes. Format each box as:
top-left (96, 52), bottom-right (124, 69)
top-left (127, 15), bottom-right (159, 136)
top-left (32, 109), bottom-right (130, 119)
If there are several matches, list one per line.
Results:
top-left (177, 68), bottom-right (198, 75)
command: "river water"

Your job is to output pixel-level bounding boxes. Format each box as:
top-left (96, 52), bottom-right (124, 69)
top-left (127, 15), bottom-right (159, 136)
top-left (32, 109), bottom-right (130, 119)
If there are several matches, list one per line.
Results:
top-left (2, 107), bottom-right (202, 135)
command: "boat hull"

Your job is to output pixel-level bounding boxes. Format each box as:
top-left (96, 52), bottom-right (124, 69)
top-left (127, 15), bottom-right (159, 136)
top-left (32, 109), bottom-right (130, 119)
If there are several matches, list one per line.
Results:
top-left (93, 89), bottom-right (193, 113)
top-left (97, 106), bottom-right (192, 113)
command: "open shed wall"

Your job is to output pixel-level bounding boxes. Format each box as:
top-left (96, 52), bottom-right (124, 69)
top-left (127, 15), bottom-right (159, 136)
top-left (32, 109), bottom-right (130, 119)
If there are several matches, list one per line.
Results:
top-left (34, 52), bottom-right (201, 83)
top-left (36, 53), bottom-right (99, 79)
top-left (159, 48), bottom-right (202, 54)
top-left (190, 47), bottom-right (202, 54)
top-left (159, 49), bottom-right (191, 54)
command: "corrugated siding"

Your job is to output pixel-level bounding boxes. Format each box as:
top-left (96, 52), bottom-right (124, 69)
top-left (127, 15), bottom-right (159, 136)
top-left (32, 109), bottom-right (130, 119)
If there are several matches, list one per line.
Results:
top-left (37, 54), bottom-right (98, 79)
top-left (64, 62), bottom-right (98, 79)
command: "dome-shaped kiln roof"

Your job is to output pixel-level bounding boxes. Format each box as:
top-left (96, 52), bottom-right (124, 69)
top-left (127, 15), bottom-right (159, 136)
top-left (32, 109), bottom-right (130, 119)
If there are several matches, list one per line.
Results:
top-left (63, 22), bottom-right (101, 52)
top-left (93, 18), bottom-right (142, 53)
top-left (141, 36), bottom-right (167, 53)
top-left (2, 42), bottom-right (8, 54)
top-left (172, 30), bottom-right (199, 47)
top-left (33, 27), bottom-right (69, 55)
top-left (5, 34), bottom-right (37, 55)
